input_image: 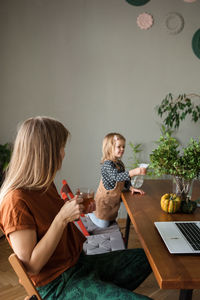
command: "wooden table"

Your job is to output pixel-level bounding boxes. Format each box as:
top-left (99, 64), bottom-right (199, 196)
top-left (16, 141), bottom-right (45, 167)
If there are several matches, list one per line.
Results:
top-left (121, 179), bottom-right (200, 300)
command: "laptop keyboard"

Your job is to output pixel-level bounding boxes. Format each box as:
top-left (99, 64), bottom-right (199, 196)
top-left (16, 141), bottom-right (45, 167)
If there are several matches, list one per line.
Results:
top-left (175, 222), bottom-right (200, 251)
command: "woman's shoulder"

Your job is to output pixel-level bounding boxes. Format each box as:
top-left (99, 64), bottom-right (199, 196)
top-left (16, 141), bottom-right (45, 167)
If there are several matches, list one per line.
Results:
top-left (1, 187), bottom-right (43, 206)
top-left (1, 189), bottom-right (27, 208)
top-left (0, 190), bottom-right (29, 227)
top-left (1, 183), bottom-right (58, 208)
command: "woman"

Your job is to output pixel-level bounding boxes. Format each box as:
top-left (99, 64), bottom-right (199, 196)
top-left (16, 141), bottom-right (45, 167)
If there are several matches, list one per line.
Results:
top-left (0, 116), bottom-right (152, 299)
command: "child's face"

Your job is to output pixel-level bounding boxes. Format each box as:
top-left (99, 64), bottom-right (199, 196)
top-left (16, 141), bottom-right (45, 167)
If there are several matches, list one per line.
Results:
top-left (114, 139), bottom-right (125, 159)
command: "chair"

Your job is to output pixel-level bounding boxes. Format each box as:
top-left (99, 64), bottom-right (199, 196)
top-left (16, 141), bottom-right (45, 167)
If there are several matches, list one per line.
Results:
top-left (8, 253), bottom-right (42, 300)
top-left (61, 179), bottom-right (90, 236)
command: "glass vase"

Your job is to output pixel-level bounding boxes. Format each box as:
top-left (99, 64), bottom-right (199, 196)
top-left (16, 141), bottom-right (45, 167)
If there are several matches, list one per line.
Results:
top-left (172, 176), bottom-right (193, 201)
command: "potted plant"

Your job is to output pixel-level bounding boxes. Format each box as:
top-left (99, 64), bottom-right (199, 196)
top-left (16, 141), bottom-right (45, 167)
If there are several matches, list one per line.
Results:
top-left (0, 143), bottom-right (11, 186)
top-left (0, 143), bottom-right (11, 238)
top-left (149, 129), bottom-right (200, 213)
top-left (156, 93), bottom-right (200, 130)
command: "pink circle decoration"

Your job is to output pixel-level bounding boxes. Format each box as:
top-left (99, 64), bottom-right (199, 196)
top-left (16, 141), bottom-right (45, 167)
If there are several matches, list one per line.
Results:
top-left (137, 12), bottom-right (154, 30)
top-left (183, 0), bottom-right (197, 2)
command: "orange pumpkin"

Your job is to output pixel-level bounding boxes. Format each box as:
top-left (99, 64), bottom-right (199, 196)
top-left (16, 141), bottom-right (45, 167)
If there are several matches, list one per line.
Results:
top-left (161, 193), bottom-right (181, 213)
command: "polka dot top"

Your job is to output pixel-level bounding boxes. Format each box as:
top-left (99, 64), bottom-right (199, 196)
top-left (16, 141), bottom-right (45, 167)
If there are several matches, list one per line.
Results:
top-left (101, 160), bottom-right (131, 190)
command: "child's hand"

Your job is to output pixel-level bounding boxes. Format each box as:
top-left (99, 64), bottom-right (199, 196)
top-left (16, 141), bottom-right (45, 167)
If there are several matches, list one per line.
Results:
top-left (139, 167), bottom-right (147, 175)
top-left (129, 167), bottom-right (147, 177)
top-left (129, 186), bottom-right (145, 195)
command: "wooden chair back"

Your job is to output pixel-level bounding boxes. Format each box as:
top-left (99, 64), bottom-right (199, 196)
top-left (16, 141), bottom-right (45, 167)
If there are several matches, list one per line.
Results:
top-left (8, 253), bottom-right (42, 300)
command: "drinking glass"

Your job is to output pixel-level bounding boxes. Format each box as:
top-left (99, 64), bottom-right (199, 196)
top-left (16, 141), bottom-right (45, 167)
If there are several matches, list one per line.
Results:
top-left (76, 188), bottom-right (95, 213)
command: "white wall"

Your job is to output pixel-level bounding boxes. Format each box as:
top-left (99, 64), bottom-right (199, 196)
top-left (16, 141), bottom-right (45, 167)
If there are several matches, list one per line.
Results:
top-left (0, 0), bottom-right (200, 194)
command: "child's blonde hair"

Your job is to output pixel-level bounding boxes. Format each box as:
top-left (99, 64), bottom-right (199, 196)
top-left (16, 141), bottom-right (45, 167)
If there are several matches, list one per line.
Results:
top-left (0, 116), bottom-right (70, 202)
top-left (101, 132), bottom-right (126, 163)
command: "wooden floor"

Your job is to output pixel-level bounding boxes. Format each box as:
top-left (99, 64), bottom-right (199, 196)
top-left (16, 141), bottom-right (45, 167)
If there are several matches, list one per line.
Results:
top-left (0, 219), bottom-right (200, 300)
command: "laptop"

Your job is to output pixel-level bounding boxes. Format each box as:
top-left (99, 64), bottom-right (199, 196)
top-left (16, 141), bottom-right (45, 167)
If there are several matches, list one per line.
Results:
top-left (154, 221), bottom-right (200, 254)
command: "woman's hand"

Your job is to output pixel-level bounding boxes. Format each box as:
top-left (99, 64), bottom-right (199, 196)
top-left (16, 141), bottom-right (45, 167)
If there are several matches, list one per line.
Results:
top-left (58, 195), bottom-right (85, 225)
top-left (129, 186), bottom-right (145, 195)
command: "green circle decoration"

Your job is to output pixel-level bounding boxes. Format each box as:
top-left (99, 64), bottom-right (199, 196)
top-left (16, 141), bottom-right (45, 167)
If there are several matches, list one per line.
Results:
top-left (192, 28), bottom-right (200, 59)
top-left (126, 0), bottom-right (150, 6)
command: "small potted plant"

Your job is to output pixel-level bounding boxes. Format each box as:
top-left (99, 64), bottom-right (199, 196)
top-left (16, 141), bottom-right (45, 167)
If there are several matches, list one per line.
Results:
top-left (149, 129), bottom-right (200, 213)
top-left (0, 143), bottom-right (11, 237)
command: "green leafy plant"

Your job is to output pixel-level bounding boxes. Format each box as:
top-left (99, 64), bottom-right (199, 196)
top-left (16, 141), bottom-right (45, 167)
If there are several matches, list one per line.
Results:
top-left (149, 131), bottom-right (200, 181)
top-left (0, 143), bottom-right (11, 186)
top-left (128, 142), bottom-right (143, 169)
top-left (156, 93), bottom-right (200, 130)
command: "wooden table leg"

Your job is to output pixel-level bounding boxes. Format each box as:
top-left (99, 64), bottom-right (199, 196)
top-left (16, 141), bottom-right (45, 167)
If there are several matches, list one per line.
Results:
top-left (125, 213), bottom-right (130, 249)
top-left (179, 289), bottom-right (193, 300)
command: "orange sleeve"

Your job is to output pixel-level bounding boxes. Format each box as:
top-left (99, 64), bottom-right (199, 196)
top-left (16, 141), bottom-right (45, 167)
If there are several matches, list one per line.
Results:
top-left (0, 193), bottom-right (36, 239)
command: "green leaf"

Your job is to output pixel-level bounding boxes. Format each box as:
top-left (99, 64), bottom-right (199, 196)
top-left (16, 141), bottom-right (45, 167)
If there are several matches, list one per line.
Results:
top-left (155, 93), bottom-right (200, 130)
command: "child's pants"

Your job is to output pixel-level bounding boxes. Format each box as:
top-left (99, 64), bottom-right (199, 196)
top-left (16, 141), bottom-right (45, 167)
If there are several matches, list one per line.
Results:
top-left (87, 212), bottom-right (111, 228)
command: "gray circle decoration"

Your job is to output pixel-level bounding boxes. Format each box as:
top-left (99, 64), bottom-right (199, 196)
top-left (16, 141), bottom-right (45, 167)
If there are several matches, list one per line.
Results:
top-left (165, 12), bottom-right (184, 35)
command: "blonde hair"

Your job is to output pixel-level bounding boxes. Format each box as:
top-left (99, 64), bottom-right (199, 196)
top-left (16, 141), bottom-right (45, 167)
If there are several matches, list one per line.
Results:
top-left (101, 132), bottom-right (126, 163)
top-left (0, 116), bottom-right (70, 202)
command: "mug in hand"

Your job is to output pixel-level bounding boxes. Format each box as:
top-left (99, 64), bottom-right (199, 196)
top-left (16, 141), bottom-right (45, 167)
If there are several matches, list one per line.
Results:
top-left (76, 188), bottom-right (95, 213)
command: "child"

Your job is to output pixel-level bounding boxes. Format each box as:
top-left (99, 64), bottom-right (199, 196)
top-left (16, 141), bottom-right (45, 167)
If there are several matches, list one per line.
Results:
top-left (89, 132), bottom-right (147, 228)
top-left (0, 117), bottom-right (152, 300)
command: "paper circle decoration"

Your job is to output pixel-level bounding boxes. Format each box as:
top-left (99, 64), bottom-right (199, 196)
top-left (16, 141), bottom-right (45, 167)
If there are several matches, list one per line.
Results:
top-left (165, 12), bottom-right (184, 35)
top-left (137, 13), bottom-right (153, 30)
top-left (192, 28), bottom-right (200, 59)
top-left (183, 0), bottom-right (197, 2)
top-left (126, 0), bottom-right (150, 6)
